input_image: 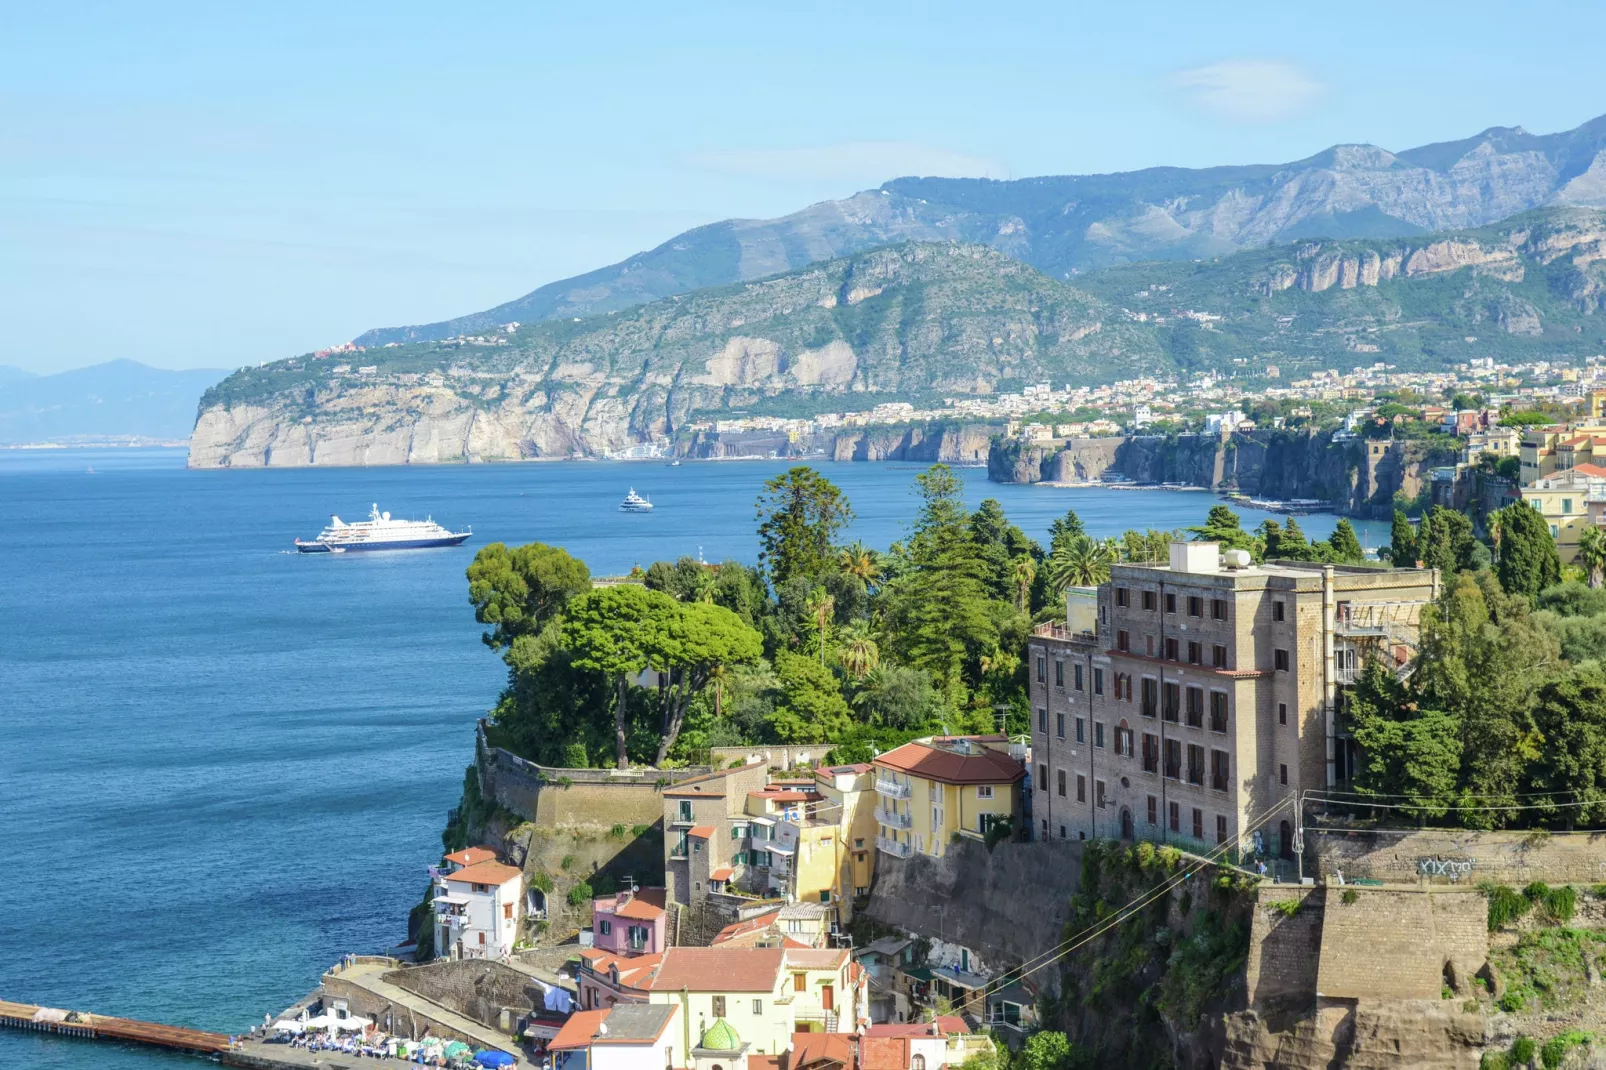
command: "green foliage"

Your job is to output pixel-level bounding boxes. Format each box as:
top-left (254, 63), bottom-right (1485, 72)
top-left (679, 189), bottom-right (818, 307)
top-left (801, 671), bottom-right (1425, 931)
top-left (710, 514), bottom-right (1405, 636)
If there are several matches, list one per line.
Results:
top-left (1501, 410), bottom-right (1556, 428)
top-left (1188, 505), bottom-right (1258, 554)
top-left (1327, 518), bottom-right (1366, 564)
top-left (1541, 1031), bottom-right (1591, 1069)
top-left (560, 854), bottom-right (575, 871)
top-left (755, 466), bottom-right (853, 589)
top-left (1480, 1050), bottom-right (1509, 1070)
top-left (1015, 1031), bottom-right (1082, 1070)
top-left (1267, 897), bottom-right (1302, 918)
top-left (566, 881), bottom-right (594, 907)
top-left (1497, 503), bottom-right (1563, 599)
top-left (1417, 506), bottom-right (1479, 575)
top-left (609, 823), bottom-right (627, 839)
top-left (1511, 1037), bottom-right (1536, 1064)
top-left (1483, 884), bottom-right (1532, 931)
top-left (767, 650), bottom-right (852, 743)
top-left (531, 871), bottom-right (554, 894)
top-left (467, 541), bottom-right (591, 650)
top-left (1341, 889), bottom-right (1360, 905)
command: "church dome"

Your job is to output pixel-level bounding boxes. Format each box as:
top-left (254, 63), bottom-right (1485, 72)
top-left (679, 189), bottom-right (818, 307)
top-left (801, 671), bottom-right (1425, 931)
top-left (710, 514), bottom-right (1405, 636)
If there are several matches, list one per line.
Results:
top-left (700, 1018), bottom-right (742, 1051)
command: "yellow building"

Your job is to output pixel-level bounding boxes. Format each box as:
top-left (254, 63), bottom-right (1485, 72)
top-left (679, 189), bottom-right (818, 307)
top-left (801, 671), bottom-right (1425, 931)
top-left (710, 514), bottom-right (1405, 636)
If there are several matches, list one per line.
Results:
top-left (1520, 422), bottom-right (1606, 485)
top-left (1461, 425), bottom-right (1520, 466)
top-left (871, 736), bottom-right (1026, 860)
top-left (812, 763), bottom-right (878, 912)
top-left (1520, 464), bottom-right (1606, 564)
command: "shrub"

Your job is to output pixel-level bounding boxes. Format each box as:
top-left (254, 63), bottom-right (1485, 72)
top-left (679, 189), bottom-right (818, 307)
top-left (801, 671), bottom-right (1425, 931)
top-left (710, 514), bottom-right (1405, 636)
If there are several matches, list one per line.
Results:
top-left (531, 871), bottom-right (554, 894)
top-left (1511, 1037), bottom-right (1535, 1064)
top-left (610, 823), bottom-right (627, 839)
top-left (631, 824), bottom-right (651, 837)
top-left (566, 881), bottom-right (594, 907)
top-left (560, 854), bottom-right (576, 871)
top-left (1498, 987), bottom-right (1530, 1014)
top-left (1480, 1051), bottom-right (1509, 1070)
top-left (1540, 1037), bottom-right (1567, 1069)
top-left (1543, 886), bottom-right (1577, 924)
top-left (1342, 889), bottom-right (1359, 905)
top-left (1524, 881), bottom-right (1553, 903)
top-left (1484, 883), bottom-right (1532, 931)
top-left (1268, 898), bottom-right (1301, 919)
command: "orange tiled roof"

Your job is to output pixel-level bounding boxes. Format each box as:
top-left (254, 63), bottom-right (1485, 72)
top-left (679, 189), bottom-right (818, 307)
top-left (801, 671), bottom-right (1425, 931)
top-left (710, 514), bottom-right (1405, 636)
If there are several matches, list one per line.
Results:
top-left (863, 1017), bottom-right (969, 1037)
top-left (859, 1036), bottom-right (908, 1070)
top-left (872, 739), bottom-right (1024, 786)
top-left (688, 825), bottom-right (716, 839)
top-left (646, 947), bottom-right (784, 992)
top-left (442, 846), bottom-right (498, 868)
top-left (549, 1010), bottom-right (609, 1051)
top-left (784, 948), bottom-right (848, 970)
top-left (791, 1032), bottom-right (856, 1070)
top-left (712, 910), bottom-right (781, 947)
top-left (709, 866), bottom-right (734, 881)
top-left (600, 887), bottom-right (667, 921)
top-left (443, 860), bottom-right (523, 887)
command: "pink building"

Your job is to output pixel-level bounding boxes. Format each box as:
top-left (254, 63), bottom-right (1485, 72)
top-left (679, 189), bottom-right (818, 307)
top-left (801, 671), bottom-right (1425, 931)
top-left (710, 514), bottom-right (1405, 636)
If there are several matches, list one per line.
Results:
top-left (591, 887), bottom-right (667, 956)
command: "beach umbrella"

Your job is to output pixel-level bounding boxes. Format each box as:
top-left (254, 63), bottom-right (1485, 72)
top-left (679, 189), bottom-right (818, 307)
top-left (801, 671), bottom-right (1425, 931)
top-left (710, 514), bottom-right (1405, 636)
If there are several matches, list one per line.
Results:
top-left (445, 1041), bottom-right (472, 1060)
top-left (474, 1051), bottom-right (515, 1068)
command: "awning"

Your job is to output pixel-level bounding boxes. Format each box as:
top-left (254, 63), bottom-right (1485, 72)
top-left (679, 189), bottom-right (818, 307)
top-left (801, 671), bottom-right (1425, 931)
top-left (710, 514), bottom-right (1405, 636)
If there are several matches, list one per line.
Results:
top-left (436, 895), bottom-right (471, 906)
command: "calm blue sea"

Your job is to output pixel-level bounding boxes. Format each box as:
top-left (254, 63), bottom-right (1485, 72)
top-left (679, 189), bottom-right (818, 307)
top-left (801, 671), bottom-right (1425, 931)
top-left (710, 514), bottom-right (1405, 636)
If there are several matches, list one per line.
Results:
top-left (0, 448), bottom-right (1386, 1068)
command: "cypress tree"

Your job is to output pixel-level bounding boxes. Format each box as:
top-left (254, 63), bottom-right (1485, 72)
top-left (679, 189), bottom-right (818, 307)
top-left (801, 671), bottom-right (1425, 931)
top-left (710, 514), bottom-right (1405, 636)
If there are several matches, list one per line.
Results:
top-left (1388, 510), bottom-right (1417, 567)
top-left (1327, 519), bottom-right (1366, 564)
top-left (1496, 503), bottom-right (1562, 599)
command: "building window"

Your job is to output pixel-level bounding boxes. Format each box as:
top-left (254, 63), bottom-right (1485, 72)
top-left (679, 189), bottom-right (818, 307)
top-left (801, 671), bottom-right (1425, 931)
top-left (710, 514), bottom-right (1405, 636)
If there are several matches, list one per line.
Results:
top-left (1141, 677), bottom-right (1158, 718)
top-left (1185, 686), bottom-right (1203, 728)
top-left (1116, 725), bottom-right (1134, 758)
top-left (1076, 775), bottom-right (1086, 803)
top-left (1057, 712), bottom-right (1066, 739)
top-left (753, 999), bottom-right (763, 1015)
top-left (1210, 749), bottom-right (1229, 792)
top-left (1059, 825), bottom-right (1067, 840)
top-left (1095, 780), bottom-right (1107, 809)
top-left (1163, 682), bottom-right (1180, 723)
top-left (1074, 663), bottom-right (1084, 691)
top-left (713, 995), bottom-right (727, 1016)
top-left (1038, 707), bottom-right (1048, 734)
top-left (1164, 739), bottom-right (1181, 780)
top-left (1168, 801), bottom-right (1180, 832)
top-left (1564, 498), bottom-right (1574, 514)
top-left (1164, 636), bottom-right (1179, 660)
top-left (1187, 744), bottom-right (1205, 786)
top-left (678, 801), bottom-right (693, 822)
top-left (1192, 808), bottom-right (1204, 840)
top-left (1116, 587), bottom-right (1130, 608)
top-left (1274, 648), bottom-right (1290, 672)
top-left (1187, 641), bottom-right (1201, 664)
top-left (1216, 814), bottom-right (1228, 844)
top-left (1147, 795), bottom-right (1158, 825)
top-left (1142, 733), bottom-right (1159, 774)
top-left (1210, 692), bottom-right (1229, 733)
top-left (1165, 593), bottom-right (1177, 614)
top-left (1280, 763), bottom-right (1288, 786)
top-left (1273, 600), bottom-right (1285, 622)
top-left (1075, 716), bottom-right (1085, 744)
top-left (1036, 656), bottom-right (1045, 683)
top-left (1055, 661), bottom-right (1064, 688)
top-left (1041, 819), bottom-right (1048, 838)
top-left (1212, 644), bottom-right (1228, 669)
top-left (1211, 598), bottom-right (1228, 622)
top-left (599, 920), bottom-right (612, 936)
top-left (1094, 721), bottom-right (1106, 749)
top-left (1143, 589), bottom-right (1157, 611)
top-left (977, 785), bottom-right (994, 799)
top-left (794, 974), bottom-right (807, 993)
top-left (1278, 702), bottom-right (1288, 726)
top-left (1187, 595), bottom-right (1203, 618)
top-left (1038, 764), bottom-right (1047, 790)
top-left (1552, 525), bottom-right (1560, 538)
top-left (1057, 770), bottom-right (1066, 797)
top-left (1094, 668), bottom-right (1104, 695)
top-left (1117, 630), bottom-right (1130, 652)
top-left (504, 903), bottom-right (514, 920)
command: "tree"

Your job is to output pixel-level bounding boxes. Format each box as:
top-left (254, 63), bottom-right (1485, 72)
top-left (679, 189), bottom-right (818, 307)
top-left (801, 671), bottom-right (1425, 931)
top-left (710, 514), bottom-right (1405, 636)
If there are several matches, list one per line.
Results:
top-left (1575, 526), bottom-right (1606, 590)
top-left (1188, 505), bottom-right (1257, 554)
top-left (836, 626), bottom-right (880, 681)
top-left (851, 664), bottom-right (939, 728)
top-left (1326, 519), bottom-right (1366, 564)
top-left (1495, 503), bottom-right (1561, 599)
top-left (467, 542), bottom-right (592, 649)
top-left (642, 600), bottom-right (764, 764)
top-left (644, 556), bottom-right (712, 602)
top-left (805, 589), bottom-right (836, 665)
top-left (1275, 516), bottom-right (1314, 561)
top-left (1011, 556), bottom-right (1037, 612)
top-left (838, 541), bottom-right (881, 589)
top-left (1048, 510), bottom-right (1087, 556)
top-left (755, 466), bottom-right (853, 589)
top-left (1526, 665), bottom-right (1606, 827)
top-left (768, 651), bottom-right (852, 743)
top-left (563, 585), bottom-right (670, 768)
top-left (1386, 510), bottom-right (1417, 567)
top-left (1017, 1031), bottom-right (1075, 1070)
top-left (1048, 533), bottom-right (1114, 591)
top-left (1257, 519), bottom-right (1284, 558)
top-left (1347, 660), bottom-right (1460, 818)
top-left (1417, 507), bottom-right (1477, 575)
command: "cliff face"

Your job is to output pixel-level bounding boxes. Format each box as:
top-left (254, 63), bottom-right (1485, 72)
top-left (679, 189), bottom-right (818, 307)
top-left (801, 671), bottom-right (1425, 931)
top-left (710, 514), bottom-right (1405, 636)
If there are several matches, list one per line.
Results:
top-left (988, 431), bottom-right (1453, 518)
top-left (829, 422), bottom-right (1000, 464)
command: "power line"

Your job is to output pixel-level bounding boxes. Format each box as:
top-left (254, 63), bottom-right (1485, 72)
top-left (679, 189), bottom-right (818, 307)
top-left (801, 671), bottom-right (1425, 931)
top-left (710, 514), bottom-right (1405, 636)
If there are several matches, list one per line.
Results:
top-left (1304, 793), bottom-right (1606, 814)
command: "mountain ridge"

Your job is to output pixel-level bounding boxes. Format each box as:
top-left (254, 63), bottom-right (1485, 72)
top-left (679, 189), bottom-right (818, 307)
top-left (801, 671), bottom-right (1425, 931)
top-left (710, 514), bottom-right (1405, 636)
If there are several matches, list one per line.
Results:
top-left (354, 113), bottom-right (1606, 347)
top-left (0, 359), bottom-right (229, 444)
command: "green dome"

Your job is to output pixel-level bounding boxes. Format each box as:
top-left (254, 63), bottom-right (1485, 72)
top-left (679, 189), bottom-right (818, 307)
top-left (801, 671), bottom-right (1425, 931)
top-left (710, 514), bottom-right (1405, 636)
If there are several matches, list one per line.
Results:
top-left (700, 1018), bottom-right (742, 1051)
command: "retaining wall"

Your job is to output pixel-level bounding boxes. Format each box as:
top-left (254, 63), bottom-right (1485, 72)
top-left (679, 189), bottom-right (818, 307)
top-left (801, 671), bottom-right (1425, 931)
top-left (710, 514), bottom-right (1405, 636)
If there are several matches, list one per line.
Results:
top-left (1309, 827), bottom-right (1606, 885)
top-left (382, 960), bottom-right (543, 1028)
top-left (1245, 886), bottom-right (1323, 1009)
top-left (1315, 889), bottom-right (1487, 1001)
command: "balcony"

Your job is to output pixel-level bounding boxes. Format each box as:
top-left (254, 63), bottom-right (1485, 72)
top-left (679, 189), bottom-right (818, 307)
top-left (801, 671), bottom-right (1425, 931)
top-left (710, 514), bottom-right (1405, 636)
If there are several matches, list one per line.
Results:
top-left (876, 836), bottom-right (913, 858)
top-left (874, 778), bottom-right (911, 800)
top-left (875, 808), bottom-right (913, 829)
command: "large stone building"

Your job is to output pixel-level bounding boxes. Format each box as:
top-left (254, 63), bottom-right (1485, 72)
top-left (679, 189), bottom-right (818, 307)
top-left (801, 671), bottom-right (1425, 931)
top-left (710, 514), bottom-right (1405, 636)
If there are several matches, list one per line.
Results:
top-left (1025, 542), bottom-right (1437, 859)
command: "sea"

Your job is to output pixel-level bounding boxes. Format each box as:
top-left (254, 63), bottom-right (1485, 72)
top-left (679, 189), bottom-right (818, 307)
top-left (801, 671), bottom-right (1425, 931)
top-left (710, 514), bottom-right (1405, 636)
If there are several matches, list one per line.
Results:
top-left (0, 448), bottom-right (1388, 1069)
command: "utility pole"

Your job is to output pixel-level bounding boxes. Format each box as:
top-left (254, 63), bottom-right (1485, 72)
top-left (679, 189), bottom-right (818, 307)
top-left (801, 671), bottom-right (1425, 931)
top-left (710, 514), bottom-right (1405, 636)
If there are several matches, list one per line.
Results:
top-left (1292, 792), bottom-right (1305, 883)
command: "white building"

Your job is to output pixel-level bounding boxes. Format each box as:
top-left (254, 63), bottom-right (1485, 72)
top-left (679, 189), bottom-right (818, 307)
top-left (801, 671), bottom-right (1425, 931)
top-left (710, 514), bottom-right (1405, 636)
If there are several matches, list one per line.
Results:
top-left (1204, 410), bottom-right (1247, 434)
top-left (550, 1003), bottom-right (683, 1070)
top-left (433, 855), bottom-right (524, 960)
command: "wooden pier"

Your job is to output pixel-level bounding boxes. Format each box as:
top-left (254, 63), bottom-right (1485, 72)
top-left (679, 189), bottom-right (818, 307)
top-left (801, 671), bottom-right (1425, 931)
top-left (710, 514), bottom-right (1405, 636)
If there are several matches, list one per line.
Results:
top-left (0, 998), bottom-right (233, 1055)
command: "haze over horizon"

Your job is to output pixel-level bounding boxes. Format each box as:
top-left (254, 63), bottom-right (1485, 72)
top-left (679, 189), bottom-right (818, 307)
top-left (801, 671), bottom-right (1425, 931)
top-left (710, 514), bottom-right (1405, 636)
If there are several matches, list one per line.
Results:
top-left (6, 0), bottom-right (1606, 375)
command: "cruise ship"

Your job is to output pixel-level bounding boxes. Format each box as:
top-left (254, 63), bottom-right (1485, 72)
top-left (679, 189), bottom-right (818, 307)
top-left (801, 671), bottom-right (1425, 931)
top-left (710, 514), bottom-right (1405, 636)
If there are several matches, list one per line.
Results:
top-left (295, 504), bottom-right (472, 553)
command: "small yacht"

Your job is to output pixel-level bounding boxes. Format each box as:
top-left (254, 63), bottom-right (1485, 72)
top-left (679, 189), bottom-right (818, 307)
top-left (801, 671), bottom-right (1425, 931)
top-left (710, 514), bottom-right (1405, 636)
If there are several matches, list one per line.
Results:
top-left (619, 488), bottom-right (654, 513)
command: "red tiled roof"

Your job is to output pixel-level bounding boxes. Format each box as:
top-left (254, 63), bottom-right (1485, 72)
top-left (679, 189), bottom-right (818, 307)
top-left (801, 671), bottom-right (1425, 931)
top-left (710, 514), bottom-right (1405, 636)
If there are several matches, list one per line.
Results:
top-left (442, 846), bottom-right (498, 868)
top-left (688, 825), bottom-right (716, 839)
top-left (748, 1056), bottom-right (783, 1070)
top-left (781, 936), bottom-right (814, 949)
top-left (579, 948), bottom-right (663, 987)
top-left (709, 866), bottom-right (734, 881)
top-left (859, 1036), bottom-right (908, 1070)
top-left (443, 860), bottom-right (523, 887)
top-left (872, 740), bottom-right (1024, 786)
top-left (646, 947), bottom-right (783, 992)
top-left (712, 910), bottom-right (780, 946)
top-left (599, 887), bottom-right (667, 921)
top-left (863, 1017), bottom-right (969, 1038)
top-left (549, 1010), bottom-right (609, 1051)
top-left (784, 948), bottom-right (848, 970)
top-left (1572, 463), bottom-right (1606, 477)
top-left (791, 1032), bottom-right (856, 1070)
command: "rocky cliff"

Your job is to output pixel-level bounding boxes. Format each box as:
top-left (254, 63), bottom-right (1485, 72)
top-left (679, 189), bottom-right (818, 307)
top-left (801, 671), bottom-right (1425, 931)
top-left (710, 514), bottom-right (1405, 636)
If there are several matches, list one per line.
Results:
top-left (356, 115), bottom-right (1606, 345)
top-left (989, 430), bottom-right (1455, 518)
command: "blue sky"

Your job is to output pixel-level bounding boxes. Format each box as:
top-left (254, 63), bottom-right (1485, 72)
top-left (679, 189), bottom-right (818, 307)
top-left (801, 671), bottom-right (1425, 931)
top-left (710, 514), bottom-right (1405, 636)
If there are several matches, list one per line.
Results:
top-left (4, 0), bottom-right (1606, 374)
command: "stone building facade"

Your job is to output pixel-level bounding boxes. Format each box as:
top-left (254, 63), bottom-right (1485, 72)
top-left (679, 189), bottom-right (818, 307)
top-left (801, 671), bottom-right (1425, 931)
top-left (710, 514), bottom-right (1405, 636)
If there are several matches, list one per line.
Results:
top-left (1026, 541), bottom-right (1438, 857)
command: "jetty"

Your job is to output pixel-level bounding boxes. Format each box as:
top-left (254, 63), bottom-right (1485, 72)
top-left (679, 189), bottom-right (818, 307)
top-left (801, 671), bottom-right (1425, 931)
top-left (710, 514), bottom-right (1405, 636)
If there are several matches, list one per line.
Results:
top-left (0, 997), bottom-right (233, 1055)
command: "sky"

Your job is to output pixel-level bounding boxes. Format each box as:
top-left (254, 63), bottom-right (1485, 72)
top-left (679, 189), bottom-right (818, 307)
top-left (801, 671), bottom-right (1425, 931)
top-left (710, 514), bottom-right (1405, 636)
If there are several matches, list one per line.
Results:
top-left (4, 1), bottom-right (1606, 375)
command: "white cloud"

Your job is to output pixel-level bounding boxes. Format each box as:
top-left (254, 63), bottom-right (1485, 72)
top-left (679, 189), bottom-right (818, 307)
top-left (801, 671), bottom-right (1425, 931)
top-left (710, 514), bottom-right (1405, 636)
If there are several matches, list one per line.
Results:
top-left (1170, 60), bottom-right (1325, 124)
top-left (694, 141), bottom-right (1008, 184)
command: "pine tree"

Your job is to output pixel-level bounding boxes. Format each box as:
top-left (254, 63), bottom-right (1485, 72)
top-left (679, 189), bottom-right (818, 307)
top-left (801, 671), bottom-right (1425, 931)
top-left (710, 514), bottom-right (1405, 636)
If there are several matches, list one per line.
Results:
top-left (1495, 503), bottom-right (1562, 599)
top-left (1387, 510), bottom-right (1418, 567)
top-left (1327, 519), bottom-right (1366, 564)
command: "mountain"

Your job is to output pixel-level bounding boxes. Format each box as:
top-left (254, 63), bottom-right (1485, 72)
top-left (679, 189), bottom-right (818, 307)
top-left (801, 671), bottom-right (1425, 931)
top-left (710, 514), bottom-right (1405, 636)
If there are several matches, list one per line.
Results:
top-left (354, 115), bottom-right (1606, 346)
top-left (192, 206), bottom-right (1606, 467)
top-left (0, 360), bottom-right (230, 445)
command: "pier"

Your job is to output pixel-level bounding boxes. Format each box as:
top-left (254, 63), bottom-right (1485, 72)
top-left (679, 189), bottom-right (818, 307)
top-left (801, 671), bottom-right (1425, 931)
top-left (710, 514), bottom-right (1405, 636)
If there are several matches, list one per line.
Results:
top-left (0, 997), bottom-right (233, 1055)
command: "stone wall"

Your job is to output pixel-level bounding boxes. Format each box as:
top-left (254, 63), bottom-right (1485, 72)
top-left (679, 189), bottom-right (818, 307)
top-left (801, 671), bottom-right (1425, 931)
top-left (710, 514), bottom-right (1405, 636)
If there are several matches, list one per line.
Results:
top-left (709, 744), bottom-right (833, 771)
top-left (382, 960), bottom-right (544, 1028)
top-left (1222, 1000), bottom-right (1487, 1070)
top-left (1315, 889), bottom-right (1487, 1001)
top-left (1245, 886), bottom-right (1323, 1009)
top-left (865, 837), bottom-right (1085, 994)
top-left (1309, 827), bottom-right (1606, 885)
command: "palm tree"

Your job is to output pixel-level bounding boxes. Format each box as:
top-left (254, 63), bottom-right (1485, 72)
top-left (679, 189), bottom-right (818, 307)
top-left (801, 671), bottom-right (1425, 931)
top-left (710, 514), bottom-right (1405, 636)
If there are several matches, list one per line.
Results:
top-left (1049, 534), bottom-right (1114, 591)
top-left (1578, 526), bottom-right (1606, 589)
top-left (1011, 556), bottom-right (1036, 612)
top-left (805, 590), bottom-right (836, 665)
top-left (839, 541), bottom-right (880, 588)
top-left (707, 663), bottom-right (731, 716)
top-left (836, 627), bottom-right (880, 680)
